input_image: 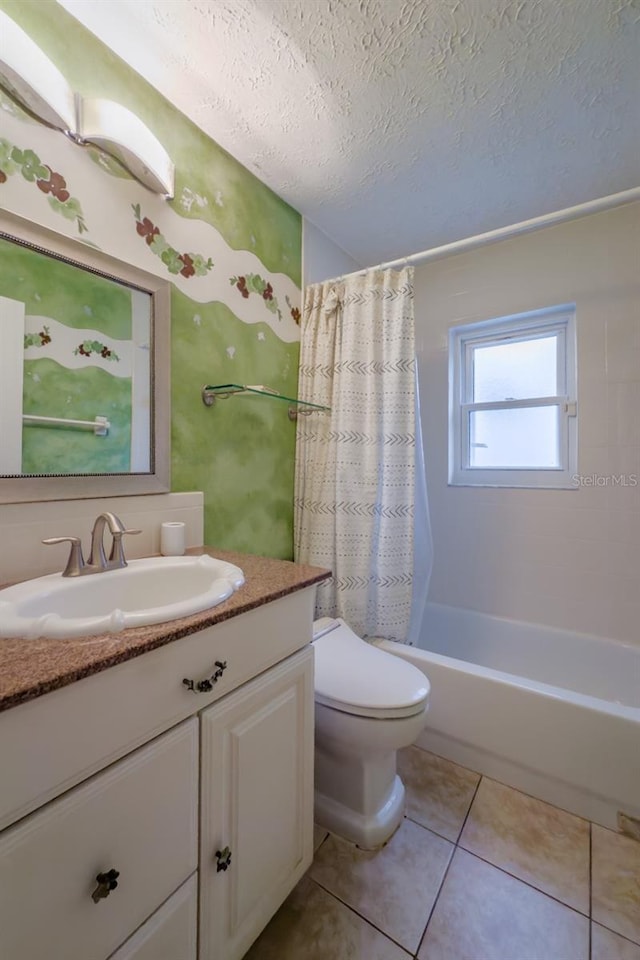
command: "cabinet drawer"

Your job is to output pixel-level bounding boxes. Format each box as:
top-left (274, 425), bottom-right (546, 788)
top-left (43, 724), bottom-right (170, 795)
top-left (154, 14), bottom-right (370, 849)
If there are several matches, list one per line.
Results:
top-left (0, 587), bottom-right (316, 829)
top-left (108, 873), bottom-right (197, 960)
top-left (0, 720), bottom-right (198, 960)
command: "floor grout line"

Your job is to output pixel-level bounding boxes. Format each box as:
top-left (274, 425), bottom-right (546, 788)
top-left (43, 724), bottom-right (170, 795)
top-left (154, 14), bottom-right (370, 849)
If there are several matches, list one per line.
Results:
top-left (413, 836), bottom-right (456, 958)
top-left (455, 770), bottom-right (483, 843)
top-left (404, 811), bottom-right (462, 845)
top-left (308, 875), bottom-right (414, 956)
top-left (412, 770), bottom-right (484, 955)
top-left (592, 923), bottom-right (640, 950)
top-left (453, 844), bottom-right (591, 918)
top-left (454, 770), bottom-right (590, 916)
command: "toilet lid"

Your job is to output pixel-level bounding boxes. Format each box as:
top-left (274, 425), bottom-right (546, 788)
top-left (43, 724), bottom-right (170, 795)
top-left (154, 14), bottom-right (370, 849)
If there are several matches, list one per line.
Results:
top-left (312, 618), bottom-right (430, 719)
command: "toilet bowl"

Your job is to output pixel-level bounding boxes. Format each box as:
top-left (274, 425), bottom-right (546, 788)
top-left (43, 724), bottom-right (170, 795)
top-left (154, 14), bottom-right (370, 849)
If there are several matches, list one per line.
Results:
top-left (312, 617), bottom-right (430, 849)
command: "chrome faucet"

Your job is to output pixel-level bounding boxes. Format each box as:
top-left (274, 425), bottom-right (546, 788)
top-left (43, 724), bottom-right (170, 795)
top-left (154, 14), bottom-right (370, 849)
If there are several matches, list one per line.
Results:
top-left (43, 512), bottom-right (142, 577)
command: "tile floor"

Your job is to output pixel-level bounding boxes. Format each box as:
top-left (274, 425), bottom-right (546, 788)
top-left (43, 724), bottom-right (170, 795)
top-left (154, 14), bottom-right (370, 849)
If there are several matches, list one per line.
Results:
top-left (245, 745), bottom-right (640, 960)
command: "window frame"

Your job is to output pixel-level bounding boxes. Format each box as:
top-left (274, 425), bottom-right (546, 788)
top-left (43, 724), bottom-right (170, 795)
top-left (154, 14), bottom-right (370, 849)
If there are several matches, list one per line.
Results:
top-left (449, 305), bottom-right (578, 488)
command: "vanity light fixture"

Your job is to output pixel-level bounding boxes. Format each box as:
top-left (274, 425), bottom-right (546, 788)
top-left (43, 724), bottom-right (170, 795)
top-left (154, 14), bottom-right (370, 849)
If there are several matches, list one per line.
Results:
top-left (0, 10), bottom-right (175, 198)
top-left (73, 97), bottom-right (175, 198)
top-left (0, 10), bottom-right (75, 131)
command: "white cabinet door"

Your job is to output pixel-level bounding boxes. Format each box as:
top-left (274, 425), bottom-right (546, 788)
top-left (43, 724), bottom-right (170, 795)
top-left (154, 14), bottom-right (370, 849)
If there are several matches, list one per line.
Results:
top-left (199, 647), bottom-right (314, 960)
top-left (108, 873), bottom-right (198, 960)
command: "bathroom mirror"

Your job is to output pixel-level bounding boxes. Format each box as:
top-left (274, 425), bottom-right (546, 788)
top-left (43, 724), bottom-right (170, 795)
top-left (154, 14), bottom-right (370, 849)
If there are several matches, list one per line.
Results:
top-left (0, 209), bottom-right (170, 502)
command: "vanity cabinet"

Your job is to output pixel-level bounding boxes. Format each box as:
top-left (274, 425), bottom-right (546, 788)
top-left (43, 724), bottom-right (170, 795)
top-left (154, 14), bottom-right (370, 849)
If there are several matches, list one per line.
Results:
top-left (0, 586), bottom-right (317, 960)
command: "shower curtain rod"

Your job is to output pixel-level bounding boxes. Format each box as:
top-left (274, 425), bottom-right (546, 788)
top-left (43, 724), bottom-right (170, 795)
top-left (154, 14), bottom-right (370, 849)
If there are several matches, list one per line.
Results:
top-left (326, 187), bottom-right (640, 283)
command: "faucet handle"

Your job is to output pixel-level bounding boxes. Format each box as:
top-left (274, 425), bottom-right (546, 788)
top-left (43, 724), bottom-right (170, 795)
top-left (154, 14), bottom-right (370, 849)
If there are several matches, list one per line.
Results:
top-left (108, 528), bottom-right (142, 567)
top-left (42, 537), bottom-right (86, 577)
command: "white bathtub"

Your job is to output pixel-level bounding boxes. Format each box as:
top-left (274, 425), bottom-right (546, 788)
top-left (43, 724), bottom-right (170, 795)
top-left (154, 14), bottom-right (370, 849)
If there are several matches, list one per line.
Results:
top-left (378, 603), bottom-right (640, 830)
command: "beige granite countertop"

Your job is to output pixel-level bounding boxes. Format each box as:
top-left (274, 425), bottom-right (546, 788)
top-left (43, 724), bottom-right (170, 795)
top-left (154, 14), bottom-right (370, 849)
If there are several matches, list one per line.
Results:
top-left (0, 547), bottom-right (330, 713)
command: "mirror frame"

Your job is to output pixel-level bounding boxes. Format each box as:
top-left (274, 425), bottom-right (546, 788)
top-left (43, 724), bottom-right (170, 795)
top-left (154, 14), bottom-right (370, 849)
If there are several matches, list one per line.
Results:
top-left (0, 208), bottom-right (171, 503)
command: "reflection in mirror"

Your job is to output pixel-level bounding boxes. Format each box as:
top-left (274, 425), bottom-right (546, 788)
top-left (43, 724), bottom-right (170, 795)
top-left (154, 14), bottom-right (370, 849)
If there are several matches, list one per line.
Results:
top-left (1, 238), bottom-right (152, 475)
top-left (0, 210), bottom-right (170, 503)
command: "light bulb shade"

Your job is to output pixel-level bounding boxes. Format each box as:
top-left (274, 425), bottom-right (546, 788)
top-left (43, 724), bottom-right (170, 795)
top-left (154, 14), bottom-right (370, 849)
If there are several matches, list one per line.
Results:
top-left (0, 10), bottom-right (76, 130)
top-left (78, 98), bottom-right (175, 198)
top-left (0, 10), bottom-right (175, 199)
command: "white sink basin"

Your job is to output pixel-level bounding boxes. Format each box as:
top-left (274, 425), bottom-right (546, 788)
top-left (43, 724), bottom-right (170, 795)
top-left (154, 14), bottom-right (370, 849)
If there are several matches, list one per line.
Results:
top-left (0, 555), bottom-right (245, 639)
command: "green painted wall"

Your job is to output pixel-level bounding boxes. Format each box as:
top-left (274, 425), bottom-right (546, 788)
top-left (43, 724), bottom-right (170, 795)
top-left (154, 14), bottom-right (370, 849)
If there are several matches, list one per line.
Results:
top-left (0, 0), bottom-right (302, 557)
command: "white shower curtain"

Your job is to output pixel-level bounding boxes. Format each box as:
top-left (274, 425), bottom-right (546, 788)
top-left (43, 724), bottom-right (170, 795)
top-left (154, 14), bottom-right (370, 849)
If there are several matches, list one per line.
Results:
top-left (294, 267), bottom-right (420, 642)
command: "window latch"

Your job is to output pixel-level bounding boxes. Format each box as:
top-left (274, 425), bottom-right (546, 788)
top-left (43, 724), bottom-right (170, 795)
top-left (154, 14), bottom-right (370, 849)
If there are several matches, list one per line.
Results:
top-left (565, 401), bottom-right (577, 417)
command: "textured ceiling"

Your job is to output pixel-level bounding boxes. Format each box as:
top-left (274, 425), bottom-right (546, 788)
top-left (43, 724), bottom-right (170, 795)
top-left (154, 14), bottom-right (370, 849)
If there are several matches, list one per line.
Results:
top-left (60, 0), bottom-right (639, 267)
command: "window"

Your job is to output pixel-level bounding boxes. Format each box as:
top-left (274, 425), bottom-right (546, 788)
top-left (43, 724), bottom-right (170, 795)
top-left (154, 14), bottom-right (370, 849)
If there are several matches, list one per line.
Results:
top-left (449, 306), bottom-right (577, 488)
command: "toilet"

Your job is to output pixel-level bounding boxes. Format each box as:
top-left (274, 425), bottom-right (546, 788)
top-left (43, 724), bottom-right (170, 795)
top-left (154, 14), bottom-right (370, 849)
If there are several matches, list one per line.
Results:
top-left (312, 617), bottom-right (430, 849)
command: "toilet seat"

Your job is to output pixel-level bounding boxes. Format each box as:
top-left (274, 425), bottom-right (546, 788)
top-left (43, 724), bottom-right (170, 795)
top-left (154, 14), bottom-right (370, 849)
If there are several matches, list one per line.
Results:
top-left (312, 617), bottom-right (430, 720)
